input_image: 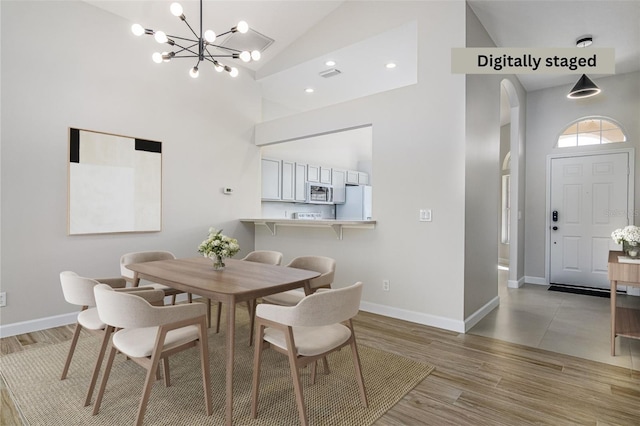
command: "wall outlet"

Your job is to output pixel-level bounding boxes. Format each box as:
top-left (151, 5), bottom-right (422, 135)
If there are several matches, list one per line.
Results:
top-left (419, 209), bottom-right (432, 222)
top-left (0, 292), bottom-right (6, 307)
top-left (382, 280), bottom-right (390, 291)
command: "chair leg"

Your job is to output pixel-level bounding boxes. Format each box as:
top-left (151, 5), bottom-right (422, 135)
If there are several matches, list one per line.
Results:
top-left (188, 293), bottom-right (193, 303)
top-left (250, 325), bottom-right (266, 418)
top-left (247, 300), bottom-right (256, 346)
top-left (198, 317), bottom-right (213, 415)
top-left (215, 301), bottom-right (222, 333)
top-left (92, 345), bottom-right (118, 415)
top-left (171, 294), bottom-right (177, 305)
top-left (61, 321), bottom-right (83, 380)
top-left (285, 329), bottom-right (308, 426)
top-left (206, 298), bottom-right (211, 328)
top-left (135, 335), bottom-right (166, 426)
top-left (162, 359), bottom-right (171, 387)
top-left (84, 325), bottom-right (114, 407)
top-left (310, 360), bottom-right (317, 385)
top-left (322, 356), bottom-right (331, 375)
top-left (348, 323), bottom-right (368, 407)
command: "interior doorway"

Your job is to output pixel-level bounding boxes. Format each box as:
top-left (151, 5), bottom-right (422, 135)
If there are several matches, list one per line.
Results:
top-left (500, 79), bottom-right (523, 288)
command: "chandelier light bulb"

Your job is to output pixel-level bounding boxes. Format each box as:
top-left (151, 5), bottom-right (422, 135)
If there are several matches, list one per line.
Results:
top-left (204, 30), bottom-right (216, 43)
top-left (162, 52), bottom-right (173, 62)
top-left (170, 2), bottom-right (183, 17)
top-left (154, 31), bottom-right (168, 44)
top-left (189, 66), bottom-right (199, 78)
top-left (251, 50), bottom-right (261, 61)
top-left (214, 63), bottom-right (224, 72)
top-left (131, 24), bottom-right (145, 36)
top-left (152, 52), bottom-right (163, 63)
top-left (236, 21), bottom-right (249, 34)
top-left (229, 67), bottom-right (239, 77)
top-left (239, 51), bottom-right (251, 62)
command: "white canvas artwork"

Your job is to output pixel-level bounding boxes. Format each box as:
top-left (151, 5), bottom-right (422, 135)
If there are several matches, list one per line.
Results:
top-left (68, 128), bottom-right (162, 235)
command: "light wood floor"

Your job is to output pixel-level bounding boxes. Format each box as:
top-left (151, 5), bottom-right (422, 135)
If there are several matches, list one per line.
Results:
top-left (2, 305), bottom-right (639, 425)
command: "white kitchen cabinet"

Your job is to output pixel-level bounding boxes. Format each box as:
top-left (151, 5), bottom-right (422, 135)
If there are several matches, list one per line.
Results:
top-left (281, 160), bottom-right (295, 201)
top-left (261, 158), bottom-right (281, 201)
top-left (346, 170), bottom-right (359, 185)
top-left (320, 167), bottom-right (332, 184)
top-left (294, 163), bottom-right (307, 202)
top-left (307, 164), bottom-right (320, 182)
top-left (358, 172), bottom-right (369, 185)
top-left (332, 169), bottom-right (346, 203)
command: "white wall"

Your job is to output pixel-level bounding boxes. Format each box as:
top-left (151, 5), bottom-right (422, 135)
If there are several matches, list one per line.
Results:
top-left (253, 1), bottom-right (468, 330)
top-left (0, 1), bottom-right (262, 332)
top-left (525, 71), bottom-right (640, 281)
top-left (463, 3), bottom-right (501, 319)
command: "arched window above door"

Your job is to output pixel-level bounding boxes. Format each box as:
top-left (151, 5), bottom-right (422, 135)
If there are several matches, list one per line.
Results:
top-left (556, 117), bottom-right (627, 148)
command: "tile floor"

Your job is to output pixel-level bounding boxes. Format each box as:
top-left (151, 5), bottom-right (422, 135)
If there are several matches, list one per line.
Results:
top-left (469, 266), bottom-right (640, 371)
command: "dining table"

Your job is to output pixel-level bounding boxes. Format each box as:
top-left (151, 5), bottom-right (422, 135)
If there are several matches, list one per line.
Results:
top-left (126, 256), bottom-right (320, 425)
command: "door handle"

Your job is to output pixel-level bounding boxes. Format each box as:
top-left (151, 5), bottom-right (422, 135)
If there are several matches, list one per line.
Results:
top-left (552, 226), bottom-right (558, 231)
top-left (552, 210), bottom-right (558, 222)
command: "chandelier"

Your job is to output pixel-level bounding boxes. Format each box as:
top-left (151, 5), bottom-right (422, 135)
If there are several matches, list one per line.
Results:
top-left (131, 0), bottom-right (261, 78)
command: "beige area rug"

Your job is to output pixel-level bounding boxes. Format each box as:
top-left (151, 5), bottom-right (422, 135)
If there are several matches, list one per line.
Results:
top-left (0, 317), bottom-right (433, 425)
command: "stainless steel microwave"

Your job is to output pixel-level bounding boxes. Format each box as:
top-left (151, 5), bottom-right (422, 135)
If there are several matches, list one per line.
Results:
top-left (306, 183), bottom-right (333, 204)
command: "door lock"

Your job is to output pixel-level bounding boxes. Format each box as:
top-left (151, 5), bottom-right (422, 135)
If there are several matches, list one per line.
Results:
top-left (552, 226), bottom-right (558, 231)
top-left (552, 210), bottom-right (558, 222)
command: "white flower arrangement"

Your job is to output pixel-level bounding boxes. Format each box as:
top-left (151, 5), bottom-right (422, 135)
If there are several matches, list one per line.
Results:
top-left (198, 227), bottom-right (240, 264)
top-left (611, 225), bottom-right (640, 245)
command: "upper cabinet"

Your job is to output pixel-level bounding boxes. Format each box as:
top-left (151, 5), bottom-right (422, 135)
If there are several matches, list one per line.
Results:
top-left (262, 156), bottom-right (369, 204)
top-left (281, 160), bottom-right (295, 201)
top-left (307, 164), bottom-right (320, 183)
top-left (261, 158), bottom-right (282, 201)
top-left (332, 169), bottom-right (347, 204)
top-left (320, 167), bottom-right (332, 184)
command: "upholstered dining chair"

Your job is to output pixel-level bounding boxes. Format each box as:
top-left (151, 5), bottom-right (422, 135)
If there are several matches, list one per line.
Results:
top-left (261, 255), bottom-right (336, 306)
top-left (92, 283), bottom-right (212, 426)
top-left (251, 282), bottom-right (367, 426)
top-left (59, 271), bottom-right (165, 407)
top-left (211, 250), bottom-right (283, 344)
top-left (120, 251), bottom-right (188, 303)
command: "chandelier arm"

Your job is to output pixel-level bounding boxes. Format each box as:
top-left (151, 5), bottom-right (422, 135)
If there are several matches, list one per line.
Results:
top-left (165, 34), bottom-right (199, 44)
top-left (180, 18), bottom-right (199, 40)
top-left (208, 44), bottom-right (243, 54)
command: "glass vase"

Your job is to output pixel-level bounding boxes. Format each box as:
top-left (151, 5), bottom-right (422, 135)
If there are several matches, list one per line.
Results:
top-left (623, 241), bottom-right (640, 258)
top-left (212, 256), bottom-right (225, 270)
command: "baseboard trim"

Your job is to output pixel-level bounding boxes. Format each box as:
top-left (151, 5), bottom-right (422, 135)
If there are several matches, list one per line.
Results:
top-left (359, 301), bottom-right (465, 333)
top-left (507, 276), bottom-right (525, 288)
top-left (525, 276), bottom-right (547, 286)
top-left (464, 296), bottom-right (500, 332)
top-left (0, 294), bottom-right (192, 338)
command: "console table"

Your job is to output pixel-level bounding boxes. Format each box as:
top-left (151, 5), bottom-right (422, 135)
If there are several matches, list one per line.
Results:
top-left (608, 250), bottom-right (640, 355)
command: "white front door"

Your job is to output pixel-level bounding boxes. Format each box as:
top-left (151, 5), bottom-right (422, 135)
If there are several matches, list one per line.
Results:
top-left (549, 152), bottom-right (630, 289)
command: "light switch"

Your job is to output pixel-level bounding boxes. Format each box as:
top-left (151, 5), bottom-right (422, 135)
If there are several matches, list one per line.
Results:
top-left (419, 209), bottom-right (432, 222)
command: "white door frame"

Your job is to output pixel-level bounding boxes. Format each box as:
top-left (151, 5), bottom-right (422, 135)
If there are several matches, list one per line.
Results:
top-left (545, 147), bottom-right (635, 285)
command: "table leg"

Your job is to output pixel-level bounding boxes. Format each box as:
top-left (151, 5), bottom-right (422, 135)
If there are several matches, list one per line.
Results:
top-left (611, 280), bottom-right (617, 356)
top-left (226, 298), bottom-right (236, 425)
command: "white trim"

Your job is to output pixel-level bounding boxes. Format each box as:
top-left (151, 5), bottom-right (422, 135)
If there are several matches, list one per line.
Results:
top-left (0, 294), bottom-right (192, 338)
top-left (545, 147), bottom-right (635, 286)
top-left (359, 300), bottom-right (465, 333)
top-left (0, 312), bottom-right (77, 338)
top-left (464, 296), bottom-right (499, 332)
top-left (524, 276), bottom-right (547, 286)
top-left (507, 276), bottom-right (525, 288)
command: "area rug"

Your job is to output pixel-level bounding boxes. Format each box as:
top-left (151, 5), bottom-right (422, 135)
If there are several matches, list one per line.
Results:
top-left (0, 319), bottom-right (433, 425)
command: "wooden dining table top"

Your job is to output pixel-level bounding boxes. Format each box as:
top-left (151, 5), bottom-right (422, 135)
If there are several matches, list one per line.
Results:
top-left (126, 256), bottom-right (320, 303)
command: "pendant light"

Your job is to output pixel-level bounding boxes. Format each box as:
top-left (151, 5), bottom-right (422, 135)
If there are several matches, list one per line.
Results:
top-left (567, 36), bottom-right (601, 99)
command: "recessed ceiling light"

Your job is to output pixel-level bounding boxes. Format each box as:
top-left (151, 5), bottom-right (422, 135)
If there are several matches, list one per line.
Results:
top-left (385, 62), bottom-right (397, 69)
top-left (576, 35), bottom-right (593, 48)
top-left (305, 88), bottom-right (314, 93)
top-left (325, 60), bottom-right (336, 66)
